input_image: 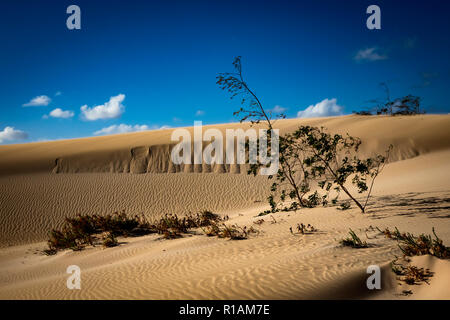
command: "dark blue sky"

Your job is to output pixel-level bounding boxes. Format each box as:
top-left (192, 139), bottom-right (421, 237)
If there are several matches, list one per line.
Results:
top-left (1, 0), bottom-right (449, 143)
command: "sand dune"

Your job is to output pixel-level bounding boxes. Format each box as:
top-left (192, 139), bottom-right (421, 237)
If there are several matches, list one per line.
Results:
top-left (1, 115), bottom-right (449, 175)
top-left (0, 115), bottom-right (449, 299)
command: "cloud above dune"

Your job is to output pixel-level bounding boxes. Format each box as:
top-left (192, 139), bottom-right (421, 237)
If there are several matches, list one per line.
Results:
top-left (297, 98), bottom-right (343, 118)
top-left (94, 124), bottom-right (150, 135)
top-left (195, 110), bottom-right (205, 116)
top-left (23, 95), bottom-right (51, 107)
top-left (47, 108), bottom-right (74, 119)
top-left (354, 47), bottom-right (387, 62)
top-left (81, 94), bottom-right (125, 121)
top-left (94, 124), bottom-right (170, 135)
top-left (269, 105), bottom-right (287, 113)
top-left (0, 126), bottom-right (28, 144)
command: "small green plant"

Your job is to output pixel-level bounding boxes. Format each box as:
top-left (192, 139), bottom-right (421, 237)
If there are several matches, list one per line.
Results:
top-left (341, 229), bottom-right (368, 248)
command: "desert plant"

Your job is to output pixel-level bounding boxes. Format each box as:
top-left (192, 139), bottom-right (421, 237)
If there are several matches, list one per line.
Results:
top-left (102, 232), bottom-right (118, 248)
top-left (391, 260), bottom-right (433, 285)
top-left (253, 219), bottom-right (265, 225)
top-left (295, 223), bottom-right (317, 234)
top-left (45, 211), bottom-right (154, 254)
top-left (197, 210), bottom-right (221, 226)
top-left (217, 57), bottom-right (311, 211)
top-left (341, 229), bottom-right (368, 248)
top-left (162, 229), bottom-right (182, 239)
top-left (45, 210), bottom-right (223, 254)
top-left (289, 126), bottom-right (392, 213)
top-left (367, 82), bottom-right (425, 116)
top-left (337, 201), bottom-right (351, 211)
top-left (216, 56), bottom-right (282, 129)
top-left (202, 222), bottom-right (258, 240)
top-left (352, 110), bottom-right (373, 116)
top-left (379, 227), bottom-right (450, 259)
top-left (391, 260), bottom-right (404, 276)
top-left (217, 57), bottom-right (391, 213)
top-left (402, 265), bottom-right (433, 285)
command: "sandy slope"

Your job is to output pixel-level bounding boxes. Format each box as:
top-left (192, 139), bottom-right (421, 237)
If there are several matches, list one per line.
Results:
top-left (0, 115), bottom-right (449, 299)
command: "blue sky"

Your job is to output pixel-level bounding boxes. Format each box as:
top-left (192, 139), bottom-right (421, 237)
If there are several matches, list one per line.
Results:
top-left (1, 0), bottom-right (449, 144)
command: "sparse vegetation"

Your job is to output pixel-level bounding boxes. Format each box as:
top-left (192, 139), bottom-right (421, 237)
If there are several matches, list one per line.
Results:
top-left (391, 260), bottom-right (433, 285)
top-left (45, 210), bottom-right (223, 254)
top-left (253, 219), bottom-right (265, 225)
top-left (202, 222), bottom-right (259, 240)
top-left (340, 229), bottom-right (368, 248)
top-left (44, 211), bottom-right (145, 254)
top-left (293, 223), bottom-right (317, 235)
top-left (357, 82), bottom-right (425, 116)
top-left (337, 201), bottom-right (351, 211)
top-left (378, 227), bottom-right (450, 259)
top-left (102, 232), bottom-right (118, 248)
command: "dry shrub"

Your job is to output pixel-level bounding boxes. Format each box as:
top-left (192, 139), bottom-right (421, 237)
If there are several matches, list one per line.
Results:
top-left (379, 227), bottom-right (449, 259)
top-left (45, 210), bottom-right (222, 254)
top-left (391, 260), bottom-right (433, 285)
top-left (102, 232), bottom-right (118, 248)
top-left (203, 223), bottom-right (258, 240)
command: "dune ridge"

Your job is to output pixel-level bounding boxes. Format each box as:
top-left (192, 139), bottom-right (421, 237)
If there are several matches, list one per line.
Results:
top-left (1, 115), bottom-right (449, 176)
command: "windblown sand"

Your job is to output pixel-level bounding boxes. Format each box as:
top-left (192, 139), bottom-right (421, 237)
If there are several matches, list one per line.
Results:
top-left (0, 115), bottom-right (449, 299)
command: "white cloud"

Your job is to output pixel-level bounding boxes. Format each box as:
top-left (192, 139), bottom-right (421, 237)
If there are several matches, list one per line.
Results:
top-left (269, 105), bottom-right (287, 113)
top-left (55, 91), bottom-right (62, 96)
top-left (297, 98), bottom-right (344, 118)
top-left (23, 95), bottom-right (51, 107)
top-left (195, 110), bottom-right (205, 116)
top-left (354, 47), bottom-right (387, 62)
top-left (0, 127), bottom-right (28, 144)
top-left (94, 124), bottom-right (170, 135)
top-left (80, 94), bottom-right (125, 121)
top-left (94, 124), bottom-right (150, 135)
top-left (48, 108), bottom-right (74, 119)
